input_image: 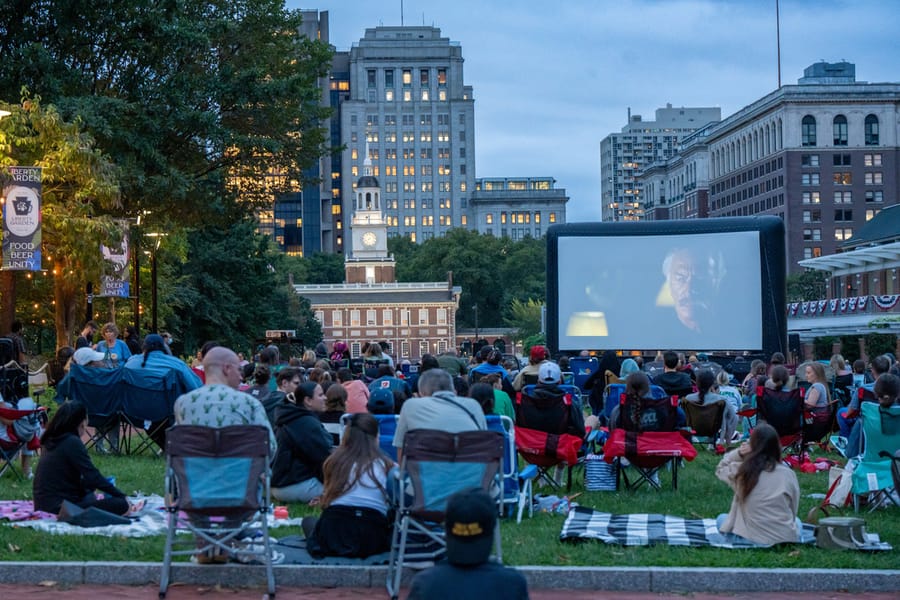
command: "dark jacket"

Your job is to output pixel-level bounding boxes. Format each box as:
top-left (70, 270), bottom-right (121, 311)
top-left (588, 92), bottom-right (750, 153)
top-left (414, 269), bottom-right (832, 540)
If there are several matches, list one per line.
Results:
top-left (270, 400), bottom-right (333, 488)
top-left (653, 371), bottom-right (694, 397)
top-left (516, 383), bottom-right (585, 438)
top-left (33, 433), bottom-right (125, 514)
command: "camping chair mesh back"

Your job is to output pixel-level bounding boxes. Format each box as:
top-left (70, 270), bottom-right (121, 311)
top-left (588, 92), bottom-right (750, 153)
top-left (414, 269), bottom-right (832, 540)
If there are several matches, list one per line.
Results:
top-left (851, 403), bottom-right (900, 511)
top-left (120, 368), bottom-right (178, 456)
top-left (681, 399), bottom-right (726, 446)
top-left (64, 364), bottom-right (124, 452)
top-left (387, 428), bottom-right (503, 600)
top-left (756, 385), bottom-right (803, 444)
top-left (160, 425), bottom-right (274, 598)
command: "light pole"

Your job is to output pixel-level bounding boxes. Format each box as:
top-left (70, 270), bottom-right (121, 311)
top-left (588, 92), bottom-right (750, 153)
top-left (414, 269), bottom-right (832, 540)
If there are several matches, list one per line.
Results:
top-left (473, 304), bottom-right (479, 341)
top-left (145, 232), bottom-right (164, 333)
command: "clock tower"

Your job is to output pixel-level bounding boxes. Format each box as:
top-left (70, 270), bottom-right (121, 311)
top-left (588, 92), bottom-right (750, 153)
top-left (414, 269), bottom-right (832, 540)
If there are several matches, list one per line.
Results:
top-left (346, 149), bottom-right (395, 284)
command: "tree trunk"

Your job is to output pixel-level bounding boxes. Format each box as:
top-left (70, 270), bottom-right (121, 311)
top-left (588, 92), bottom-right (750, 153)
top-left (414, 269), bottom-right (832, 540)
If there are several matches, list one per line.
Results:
top-left (0, 270), bottom-right (15, 333)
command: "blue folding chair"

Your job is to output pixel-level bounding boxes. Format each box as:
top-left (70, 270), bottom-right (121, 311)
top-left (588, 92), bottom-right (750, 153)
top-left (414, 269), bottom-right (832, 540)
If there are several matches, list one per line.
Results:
top-left (486, 415), bottom-right (538, 523)
top-left (568, 356), bottom-right (599, 392)
top-left (341, 413), bottom-right (398, 460)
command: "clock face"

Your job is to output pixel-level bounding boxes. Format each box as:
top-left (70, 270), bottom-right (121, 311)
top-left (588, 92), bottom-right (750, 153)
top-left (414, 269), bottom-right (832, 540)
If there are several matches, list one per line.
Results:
top-left (362, 231), bottom-right (377, 247)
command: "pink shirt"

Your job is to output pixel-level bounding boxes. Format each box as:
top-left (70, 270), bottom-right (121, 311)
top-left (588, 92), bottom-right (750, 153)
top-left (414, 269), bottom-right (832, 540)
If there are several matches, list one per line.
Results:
top-left (343, 380), bottom-right (370, 413)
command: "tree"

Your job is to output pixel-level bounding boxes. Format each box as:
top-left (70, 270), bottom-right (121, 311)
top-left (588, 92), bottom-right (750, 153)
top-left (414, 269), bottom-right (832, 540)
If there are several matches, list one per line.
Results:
top-left (0, 97), bottom-right (120, 347)
top-left (164, 219), bottom-right (321, 355)
top-left (504, 298), bottom-right (544, 343)
top-left (786, 269), bottom-right (829, 302)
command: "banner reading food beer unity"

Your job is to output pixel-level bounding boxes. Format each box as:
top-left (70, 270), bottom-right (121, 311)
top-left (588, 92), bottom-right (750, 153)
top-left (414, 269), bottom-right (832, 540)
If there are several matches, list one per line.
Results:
top-left (2, 166), bottom-right (42, 271)
top-left (98, 221), bottom-right (131, 298)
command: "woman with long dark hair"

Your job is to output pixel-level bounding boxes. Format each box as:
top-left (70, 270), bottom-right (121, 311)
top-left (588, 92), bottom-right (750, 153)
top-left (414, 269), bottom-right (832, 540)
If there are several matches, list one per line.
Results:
top-left (32, 401), bottom-right (129, 515)
top-left (685, 369), bottom-right (738, 444)
top-left (303, 413), bottom-right (394, 558)
top-left (270, 382), bottom-right (333, 503)
top-left (715, 423), bottom-right (800, 545)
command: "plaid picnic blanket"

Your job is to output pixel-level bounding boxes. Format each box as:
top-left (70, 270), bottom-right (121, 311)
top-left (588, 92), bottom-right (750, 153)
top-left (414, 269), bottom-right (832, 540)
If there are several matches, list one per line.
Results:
top-left (559, 506), bottom-right (817, 548)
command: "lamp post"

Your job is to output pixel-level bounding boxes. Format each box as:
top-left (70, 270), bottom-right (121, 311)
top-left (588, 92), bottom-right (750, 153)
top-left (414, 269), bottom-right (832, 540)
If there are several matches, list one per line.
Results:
top-left (473, 304), bottom-right (479, 341)
top-left (144, 232), bottom-right (164, 333)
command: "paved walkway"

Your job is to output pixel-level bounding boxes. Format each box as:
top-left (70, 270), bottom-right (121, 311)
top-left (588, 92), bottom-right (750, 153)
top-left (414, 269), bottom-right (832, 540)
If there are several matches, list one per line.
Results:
top-left (2, 586), bottom-right (899, 600)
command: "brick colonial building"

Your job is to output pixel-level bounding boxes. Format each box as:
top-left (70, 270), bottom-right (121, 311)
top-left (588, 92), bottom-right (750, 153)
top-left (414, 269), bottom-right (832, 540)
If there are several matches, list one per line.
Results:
top-left (294, 168), bottom-right (461, 360)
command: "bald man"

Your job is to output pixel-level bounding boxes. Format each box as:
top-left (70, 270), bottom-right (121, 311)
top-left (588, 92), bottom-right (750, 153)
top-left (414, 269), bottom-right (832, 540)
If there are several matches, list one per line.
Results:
top-left (174, 346), bottom-right (275, 453)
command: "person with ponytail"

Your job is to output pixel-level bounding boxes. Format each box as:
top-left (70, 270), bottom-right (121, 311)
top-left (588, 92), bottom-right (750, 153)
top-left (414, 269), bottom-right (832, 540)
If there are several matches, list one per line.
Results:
top-left (302, 412), bottom-right (394, 558)
top-left (715, 423), bottom-right (800, 545)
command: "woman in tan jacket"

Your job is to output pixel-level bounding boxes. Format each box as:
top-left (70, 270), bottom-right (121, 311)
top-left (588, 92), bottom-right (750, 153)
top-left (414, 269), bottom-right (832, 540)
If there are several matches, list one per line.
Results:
top-left (715, 423), bottom-right (800, 545)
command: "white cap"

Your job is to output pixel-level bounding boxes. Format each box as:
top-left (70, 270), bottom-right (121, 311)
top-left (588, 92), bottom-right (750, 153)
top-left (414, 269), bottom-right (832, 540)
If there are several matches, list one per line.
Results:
top-left (538, 362), bottom-right (562, 384)
top-left (73, 347), bottom-right (106, 366)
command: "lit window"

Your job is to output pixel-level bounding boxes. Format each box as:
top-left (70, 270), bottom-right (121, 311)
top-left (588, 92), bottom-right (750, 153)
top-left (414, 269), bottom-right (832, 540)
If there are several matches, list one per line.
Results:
top-left (402, 70), bottom-right (411, 85)
top-left (549, 212), bottom-right (557, 223)
top-left (833, 172), bottom-right (851, 185)
top-left (864, 154), bottom-right (882, 167)
top-left (385, 89), bottom-right (394, 101)
top-left (834, 228), bottom-right (853, 241)
top-left (864, 172), bottom-right (883, 185)
top-left (486, 213), bottom-right (493, 224)
top-left (332, 310), bottom-right (342, 327)
top-left (403, 90), bottom-right (411, 102)
top-left (802, 191), bottom-right (820, 204)
top-left (418, 309), bottom-right (428, 325)
top-left (438, 90), bottom-right (447, 101)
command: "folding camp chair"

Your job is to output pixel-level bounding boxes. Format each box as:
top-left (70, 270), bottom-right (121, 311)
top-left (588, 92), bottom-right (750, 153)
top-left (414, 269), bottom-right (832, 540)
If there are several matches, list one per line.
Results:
top-left (851, 402), bottom-right (900, 512)
top-left (568, 356), bottom-right (599, 392)
top-left (607, 391), bottom-right (693, 490)
top-left (120, 368), bottom-right (178, 456)
top-left (602, 428), bottom-right (697, 491)
top-left (56, 364), bottom-right (124, 453)
top-left (160, 425), bottom-right (275, 599)
top-left (486, 415), bottom-right (538, 523)
top-left (0, 402), bottom-right (46, 481)
top-left (681, 399), bottom-right (726, 448)
top-left (514, 385), bottom-right (585, 491)
top-left (386, 428), bottom-right (504, 600)
top-left (876, 449), bottom-right (900, 509)
top-left (754, 385), bottom-right (804, 449)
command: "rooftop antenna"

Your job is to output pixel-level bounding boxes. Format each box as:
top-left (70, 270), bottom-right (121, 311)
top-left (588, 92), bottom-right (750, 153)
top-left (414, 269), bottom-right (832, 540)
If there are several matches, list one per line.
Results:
top-left (775, 0), bottom-right (782, 88)
top-left (400, 0), bottom-right (404, 26)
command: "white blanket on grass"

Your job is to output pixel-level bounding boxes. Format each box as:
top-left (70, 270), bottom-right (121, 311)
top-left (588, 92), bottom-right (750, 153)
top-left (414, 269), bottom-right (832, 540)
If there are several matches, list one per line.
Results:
top-left (3, 495), bottom-right (304, 537)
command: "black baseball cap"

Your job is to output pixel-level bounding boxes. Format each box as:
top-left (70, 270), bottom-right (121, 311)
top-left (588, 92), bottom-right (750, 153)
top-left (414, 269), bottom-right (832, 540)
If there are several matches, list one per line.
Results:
top-left (445, 488), bottom-right (496, 566)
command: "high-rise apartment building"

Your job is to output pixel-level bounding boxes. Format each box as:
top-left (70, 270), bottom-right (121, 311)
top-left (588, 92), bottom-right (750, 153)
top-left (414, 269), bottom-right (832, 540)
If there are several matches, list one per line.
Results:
top-left (600, 104), bottom-right (721, 221)
top-left (341, 26), bottom-right (476, 249)
top-left (635, 62), bottom-right (900, 277)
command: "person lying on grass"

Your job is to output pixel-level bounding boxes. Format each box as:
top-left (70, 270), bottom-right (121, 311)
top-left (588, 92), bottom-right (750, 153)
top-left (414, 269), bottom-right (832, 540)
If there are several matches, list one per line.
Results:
top-left (715, 422), bottom-right (801, 545)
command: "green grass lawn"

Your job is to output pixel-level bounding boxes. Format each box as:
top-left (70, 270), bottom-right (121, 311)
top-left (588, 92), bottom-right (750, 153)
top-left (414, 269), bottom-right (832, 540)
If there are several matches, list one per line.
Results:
top-left (1, 445), bottom-right (897, 568)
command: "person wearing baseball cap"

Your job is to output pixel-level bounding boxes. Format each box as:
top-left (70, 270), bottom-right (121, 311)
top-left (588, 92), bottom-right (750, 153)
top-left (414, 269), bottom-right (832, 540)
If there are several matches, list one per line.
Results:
top-left (514, 360), bottom-right (585, 440)
top-left (407, 488), bottom-right (529, 599)
top-left (72, 347), bottom-right (106, 367)
top-left (367, 387), bottom-right (395, 415)
top-left (512, 345), bottom-right (549, 391)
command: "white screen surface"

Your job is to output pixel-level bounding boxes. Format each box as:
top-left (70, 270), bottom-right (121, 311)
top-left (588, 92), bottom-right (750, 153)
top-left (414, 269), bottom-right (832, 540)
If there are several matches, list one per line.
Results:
top-left (556, 230), bottom-right (763, 351)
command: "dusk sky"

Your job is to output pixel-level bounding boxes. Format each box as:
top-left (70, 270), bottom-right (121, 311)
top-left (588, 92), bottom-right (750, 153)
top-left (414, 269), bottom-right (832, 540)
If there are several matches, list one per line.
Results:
top-left (288, 0), bottom-right (900, 222)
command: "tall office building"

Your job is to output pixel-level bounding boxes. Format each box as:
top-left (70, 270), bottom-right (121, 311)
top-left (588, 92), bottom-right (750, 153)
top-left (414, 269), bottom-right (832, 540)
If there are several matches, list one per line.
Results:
top-left (635, 62), bottom-right (900, 278)
top-left (600, 104), bottom-right (721, 221)
top-left (254, 9), bottom-right (337, 256)
top-left (341, 26), bottom-right (476, 249)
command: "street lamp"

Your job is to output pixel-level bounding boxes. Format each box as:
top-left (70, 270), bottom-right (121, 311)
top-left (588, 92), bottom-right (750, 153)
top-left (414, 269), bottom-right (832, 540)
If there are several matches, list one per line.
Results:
top-left (144, 232), bottom-right (165, 333)
top-left (473, 304), bottom-right (479, 341)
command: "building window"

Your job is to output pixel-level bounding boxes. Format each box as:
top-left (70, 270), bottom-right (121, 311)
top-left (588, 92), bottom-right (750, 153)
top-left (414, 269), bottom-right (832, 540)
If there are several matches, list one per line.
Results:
top-left (549, 212), bottom-right (557, 223)
top-left (801, 154), bottom-right (819, 167)
top-left (833, 191), bottom-right (852, 204)
top-left (436, 308), bottom-right (447, 325)
top-left (331, 310), bottom-right (342, 327)
top-left (864, 153), bottom-right (882, 167)
top-left (802, 210), bottom-right (820, 223)
top-left (402, 69), bottom-right (411, 85)
top-left (833, 115), bottom-right (848, 146)
top-left (802, 228), bottom-right (821, 242)
top-left (367, 69), bottom-right (376, 87)
top-left (350, 310), bottom-right (360, 327)
top-left (864, 172), bottom-right (883, 185)
top-left (315, 310), bottom-right (324, 324)
top-left (833, 172), bottom-right (851, 185)
top-left (382, 309), bottom-right (393, 326)
top-left (834, 209), bottom-right (852, 222)
top-left (801, 173), bottom-right (819, 185)
top-left (802, 191), bottom-right (820, 204)
top-left (834, 227), bottom-right (853, 241)
top-left (385, 89), bottom-right (394, 101)
top-left (365, 309), bottom-right (376, 326)
top-left (400, 340), bottom-right (410, 359)
top-left (865, 190), bottom-right (883, 203)
top-left (801, 115), bottom-right (816, 147)
top-left (400, 309), bottom-right (409, 326)
top-left (438, 68), bottom-right (447, 86)
top-left (832, 154), bottom-right (851, 166)
top-left (864, 114), bottom-right (879, 145)
top-left (418, 340), bottom-right (429, 358)
top-left (866, 208), bottom-right (880, 221)
top-left (418, 308), bottom-right (428, 325)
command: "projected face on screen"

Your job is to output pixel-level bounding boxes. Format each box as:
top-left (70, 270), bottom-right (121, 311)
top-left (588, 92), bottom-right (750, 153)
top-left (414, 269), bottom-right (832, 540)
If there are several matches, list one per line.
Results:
top-left (555, 230), bottom-right (763, 351)
top-left (662, 248), bottom-right (726, 333)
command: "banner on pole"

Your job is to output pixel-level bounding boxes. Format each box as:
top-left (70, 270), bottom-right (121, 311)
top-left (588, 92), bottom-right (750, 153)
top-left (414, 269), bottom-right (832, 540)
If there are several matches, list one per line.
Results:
top-left (98, 223), bottom-right (131, 298)
top-left (2, 166), bottom-right (42, 271)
